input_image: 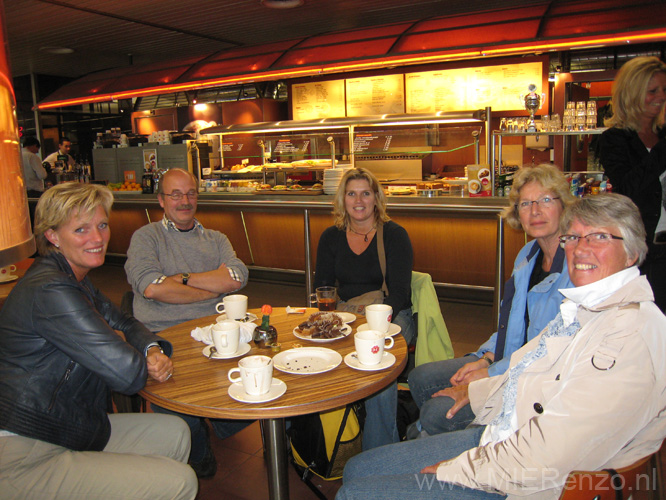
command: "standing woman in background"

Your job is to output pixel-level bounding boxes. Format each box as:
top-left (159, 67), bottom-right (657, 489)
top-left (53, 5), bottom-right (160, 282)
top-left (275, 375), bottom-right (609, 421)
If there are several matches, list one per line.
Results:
top-left (597, 55), bottom-right (666, 311)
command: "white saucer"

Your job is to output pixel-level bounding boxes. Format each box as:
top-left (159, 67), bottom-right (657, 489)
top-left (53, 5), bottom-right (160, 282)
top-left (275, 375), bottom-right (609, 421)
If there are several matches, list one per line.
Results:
top-left (335, 312), bottom-right (357, 324)
top-left (203, 343), bottom-right (251, 359)
top-left (344, 351), bottom-right (396, 371)
top-left (356, 323), bottom-right (401, 337)
top-left (228, 378), bottom-right (287, 403)
top-left (0, 275), bottom-right (18, 283)
top-left (216, 312), bottom-right (258, 323)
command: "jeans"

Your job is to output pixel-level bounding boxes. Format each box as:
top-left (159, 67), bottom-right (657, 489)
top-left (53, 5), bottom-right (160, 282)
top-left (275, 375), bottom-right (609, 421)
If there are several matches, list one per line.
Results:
top-left (361, 308), bottom-right (416, 450)
top-left (407, 356), bottom-right (479, 435)
top-left (362, 381), bottom-right (399, 450)
top-left (336, 425), bottom-right (505, 500)
top-left (394, 307), bottom-right (416, 346)
top-left (151, 404), bottom-right (253, 462)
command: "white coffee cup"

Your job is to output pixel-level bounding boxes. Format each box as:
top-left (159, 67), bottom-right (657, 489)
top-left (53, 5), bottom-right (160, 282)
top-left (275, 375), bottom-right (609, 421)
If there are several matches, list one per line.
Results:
top-left (211, 320), bottom-right (240, 355)
top-left (365, 304), bottom-right (392, 333)
top-left (354, 330), bottom-right (394, 366)
top-left (215, 294), bottom-right (248, 320)
top-left (228, 355), bottom-right (273, 395)
top-left (0, 265), bottom-right (16, 281)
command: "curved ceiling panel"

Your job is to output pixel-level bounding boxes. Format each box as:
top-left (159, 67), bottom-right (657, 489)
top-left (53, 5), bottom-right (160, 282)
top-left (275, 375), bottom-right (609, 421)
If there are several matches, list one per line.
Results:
top-left (37, 0), bottom-right (666, 109)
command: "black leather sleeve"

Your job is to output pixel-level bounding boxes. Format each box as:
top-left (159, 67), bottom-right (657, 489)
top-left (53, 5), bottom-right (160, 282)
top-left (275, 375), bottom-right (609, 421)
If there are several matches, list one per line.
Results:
top-left (33, 278), bottom-right (165, 394)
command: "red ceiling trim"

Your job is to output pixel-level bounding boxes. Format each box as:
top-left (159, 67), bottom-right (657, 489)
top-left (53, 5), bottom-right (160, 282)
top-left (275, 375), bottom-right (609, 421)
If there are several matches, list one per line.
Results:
top-left (36, 1), bottom-right (666, 110)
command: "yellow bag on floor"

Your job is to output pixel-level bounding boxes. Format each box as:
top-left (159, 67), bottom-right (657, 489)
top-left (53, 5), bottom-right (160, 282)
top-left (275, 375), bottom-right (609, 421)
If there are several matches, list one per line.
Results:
top-left (289, 404), bottom-right (362, 480)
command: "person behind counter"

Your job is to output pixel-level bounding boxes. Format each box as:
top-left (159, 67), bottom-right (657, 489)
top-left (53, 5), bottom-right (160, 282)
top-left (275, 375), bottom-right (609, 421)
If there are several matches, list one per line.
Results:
top-left (314, 167), bottom-right (415, 450)
top-left (407, 163), bottom-right (575, 437)
top-left (43, 136), bottom-right (75, 169)
top-left (597, 56), bottom-right (666, 312)
top-left (21, 136), bottom-right (47, 198)
top-left (0, 182), bottom-right (197, 500)
top-left (335, 193), bottom-right (666, 500)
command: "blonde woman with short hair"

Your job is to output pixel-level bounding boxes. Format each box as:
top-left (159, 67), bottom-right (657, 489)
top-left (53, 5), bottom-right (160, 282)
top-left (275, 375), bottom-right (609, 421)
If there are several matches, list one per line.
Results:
top-left (0, 182), bottom-right (197, 499)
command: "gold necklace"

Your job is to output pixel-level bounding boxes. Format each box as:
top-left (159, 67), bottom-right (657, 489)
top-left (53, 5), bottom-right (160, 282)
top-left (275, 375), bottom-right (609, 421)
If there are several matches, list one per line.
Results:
top-left (349, 226), bottom-right (376, 242)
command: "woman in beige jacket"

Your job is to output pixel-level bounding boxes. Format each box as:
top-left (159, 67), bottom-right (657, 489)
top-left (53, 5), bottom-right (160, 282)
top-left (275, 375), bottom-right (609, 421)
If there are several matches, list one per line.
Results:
top-left (336, 193), bottom-right (666, 500)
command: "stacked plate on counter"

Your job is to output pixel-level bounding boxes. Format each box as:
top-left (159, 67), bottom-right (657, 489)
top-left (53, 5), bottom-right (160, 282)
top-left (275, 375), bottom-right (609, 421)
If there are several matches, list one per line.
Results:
top-left (323, 165), bottom-right (353, 194)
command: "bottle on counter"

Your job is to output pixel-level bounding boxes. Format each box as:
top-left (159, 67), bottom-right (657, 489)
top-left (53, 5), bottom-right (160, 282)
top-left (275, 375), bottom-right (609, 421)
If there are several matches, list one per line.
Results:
top-left (82, 159), bottom-right (91, 184)
top-left (254, 304), bottom-right (277, 348)
top-left (142, 171), bottom-right (154, 193)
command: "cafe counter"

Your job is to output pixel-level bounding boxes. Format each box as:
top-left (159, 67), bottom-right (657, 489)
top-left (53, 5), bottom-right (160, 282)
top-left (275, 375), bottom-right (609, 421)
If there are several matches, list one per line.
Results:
top-left (97, 192), bottom-right (526, 312)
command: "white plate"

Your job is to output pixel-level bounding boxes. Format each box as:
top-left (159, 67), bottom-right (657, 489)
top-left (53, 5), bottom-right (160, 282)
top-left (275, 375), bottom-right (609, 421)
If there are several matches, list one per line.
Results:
top-left (293, 323), bottom-right (351, 342)
top-left (335, 312), bottom-right (357, 324)
top-left (273, 347), bottom-right (342, 374)
top-left (202, 343), bottom-right (251, 359)
top-left (356, 322), bottom-right (401, 337)
top-left (0, 275), bottom-right (18, 283)
top-left (344, 352), bottom-right (396, 371)
top-left (228, 378), bottom-right (287, 403)
top-left (216, 312), bottom-right (258, 323)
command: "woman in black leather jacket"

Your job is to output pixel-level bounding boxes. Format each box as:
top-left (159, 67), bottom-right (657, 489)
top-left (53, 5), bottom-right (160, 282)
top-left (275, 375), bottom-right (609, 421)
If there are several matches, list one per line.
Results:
top-left (597, 56), bottom-right (666, 311)
top-left (0, 183), bottom-right (197, 500)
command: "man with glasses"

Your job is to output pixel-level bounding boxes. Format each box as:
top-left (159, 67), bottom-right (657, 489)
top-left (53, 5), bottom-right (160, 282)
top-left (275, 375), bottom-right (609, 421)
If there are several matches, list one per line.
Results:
top-left (125, 168), bottom-right (250, 478)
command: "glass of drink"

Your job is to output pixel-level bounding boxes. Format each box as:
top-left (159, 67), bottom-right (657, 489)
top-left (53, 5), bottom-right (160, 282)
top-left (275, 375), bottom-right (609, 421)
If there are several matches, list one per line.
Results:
top-left (310, 286), bottom-right (337, 311)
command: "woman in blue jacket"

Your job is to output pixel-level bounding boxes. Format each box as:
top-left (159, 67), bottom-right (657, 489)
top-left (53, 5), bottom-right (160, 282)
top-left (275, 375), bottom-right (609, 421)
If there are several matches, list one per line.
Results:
top-left (408, 163), bottom-right (575, 436)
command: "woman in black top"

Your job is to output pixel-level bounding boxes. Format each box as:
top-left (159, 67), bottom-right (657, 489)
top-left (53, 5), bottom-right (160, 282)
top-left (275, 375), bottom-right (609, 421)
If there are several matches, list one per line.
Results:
top-left (597, 56), bottom-right (666, 311)
top-left (314, 168), bottom-right (415, 450)
top-left (315, 167), bottom-right (415, 343)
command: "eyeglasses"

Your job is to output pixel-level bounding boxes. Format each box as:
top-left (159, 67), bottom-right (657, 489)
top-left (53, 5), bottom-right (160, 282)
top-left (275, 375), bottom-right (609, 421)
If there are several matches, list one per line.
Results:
top-left (559, 232), bottom-right (624, 248)
top-left (516, 196), bottom-right (560, 211)
top-left (162, 190), bottom-right (198, 201)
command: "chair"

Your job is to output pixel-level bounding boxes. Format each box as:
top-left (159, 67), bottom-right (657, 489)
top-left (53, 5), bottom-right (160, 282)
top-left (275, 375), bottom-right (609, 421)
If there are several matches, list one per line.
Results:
top-left (410, 271), bottom-right (454, 367)
top-left (111, 290), bottom-right (146, 413)
top-left (558, 453), bottom-right (659, 500)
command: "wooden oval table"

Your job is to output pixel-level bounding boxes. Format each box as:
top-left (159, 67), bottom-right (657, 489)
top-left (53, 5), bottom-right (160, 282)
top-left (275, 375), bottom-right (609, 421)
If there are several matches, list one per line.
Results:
top-left (140, 307), bottom-right (407, 500)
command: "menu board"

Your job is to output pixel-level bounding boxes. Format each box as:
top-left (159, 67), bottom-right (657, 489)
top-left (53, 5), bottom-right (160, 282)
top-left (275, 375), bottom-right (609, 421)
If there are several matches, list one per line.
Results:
top-left (405, 62), bottom-right (544, 113)
top-left (352, 133), bottom-right (392, 153)
top-left (292, 80), bottom-right (346, 120)
top-left (346, 75), bottom-right (405, 116)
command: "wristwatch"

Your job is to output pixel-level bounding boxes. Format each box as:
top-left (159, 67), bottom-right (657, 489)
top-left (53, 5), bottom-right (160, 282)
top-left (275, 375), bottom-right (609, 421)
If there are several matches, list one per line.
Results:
top-left (181, 272), bottom-right (190, 285)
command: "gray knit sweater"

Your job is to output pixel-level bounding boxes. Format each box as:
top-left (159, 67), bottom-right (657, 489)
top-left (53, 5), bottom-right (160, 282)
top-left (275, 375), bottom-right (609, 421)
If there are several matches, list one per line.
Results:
top-left (125, 219), bottom-right (249, 332)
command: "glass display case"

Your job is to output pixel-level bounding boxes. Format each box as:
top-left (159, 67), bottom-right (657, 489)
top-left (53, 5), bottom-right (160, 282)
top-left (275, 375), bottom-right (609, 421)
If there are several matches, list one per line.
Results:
top-left (492, 128), bottom-right (607, 175)
top-left (201, 109), bottom-right (492, 188)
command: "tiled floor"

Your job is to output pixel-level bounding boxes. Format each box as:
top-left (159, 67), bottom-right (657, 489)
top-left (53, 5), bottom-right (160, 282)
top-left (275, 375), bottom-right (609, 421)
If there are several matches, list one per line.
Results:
top-left (90, 264), bottom-right (664, 500)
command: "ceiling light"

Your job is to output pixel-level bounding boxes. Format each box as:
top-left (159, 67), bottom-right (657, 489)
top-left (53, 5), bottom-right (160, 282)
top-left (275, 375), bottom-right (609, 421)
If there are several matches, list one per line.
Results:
top-left (261, 0), bottom-right (304, 9)
top-left (39, 46), bottom-right (74, 55)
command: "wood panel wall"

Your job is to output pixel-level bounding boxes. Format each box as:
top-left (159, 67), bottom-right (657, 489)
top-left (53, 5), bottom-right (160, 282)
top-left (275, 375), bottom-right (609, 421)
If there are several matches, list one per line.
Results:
top-left (105, 201), bottom-right (526, 292)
